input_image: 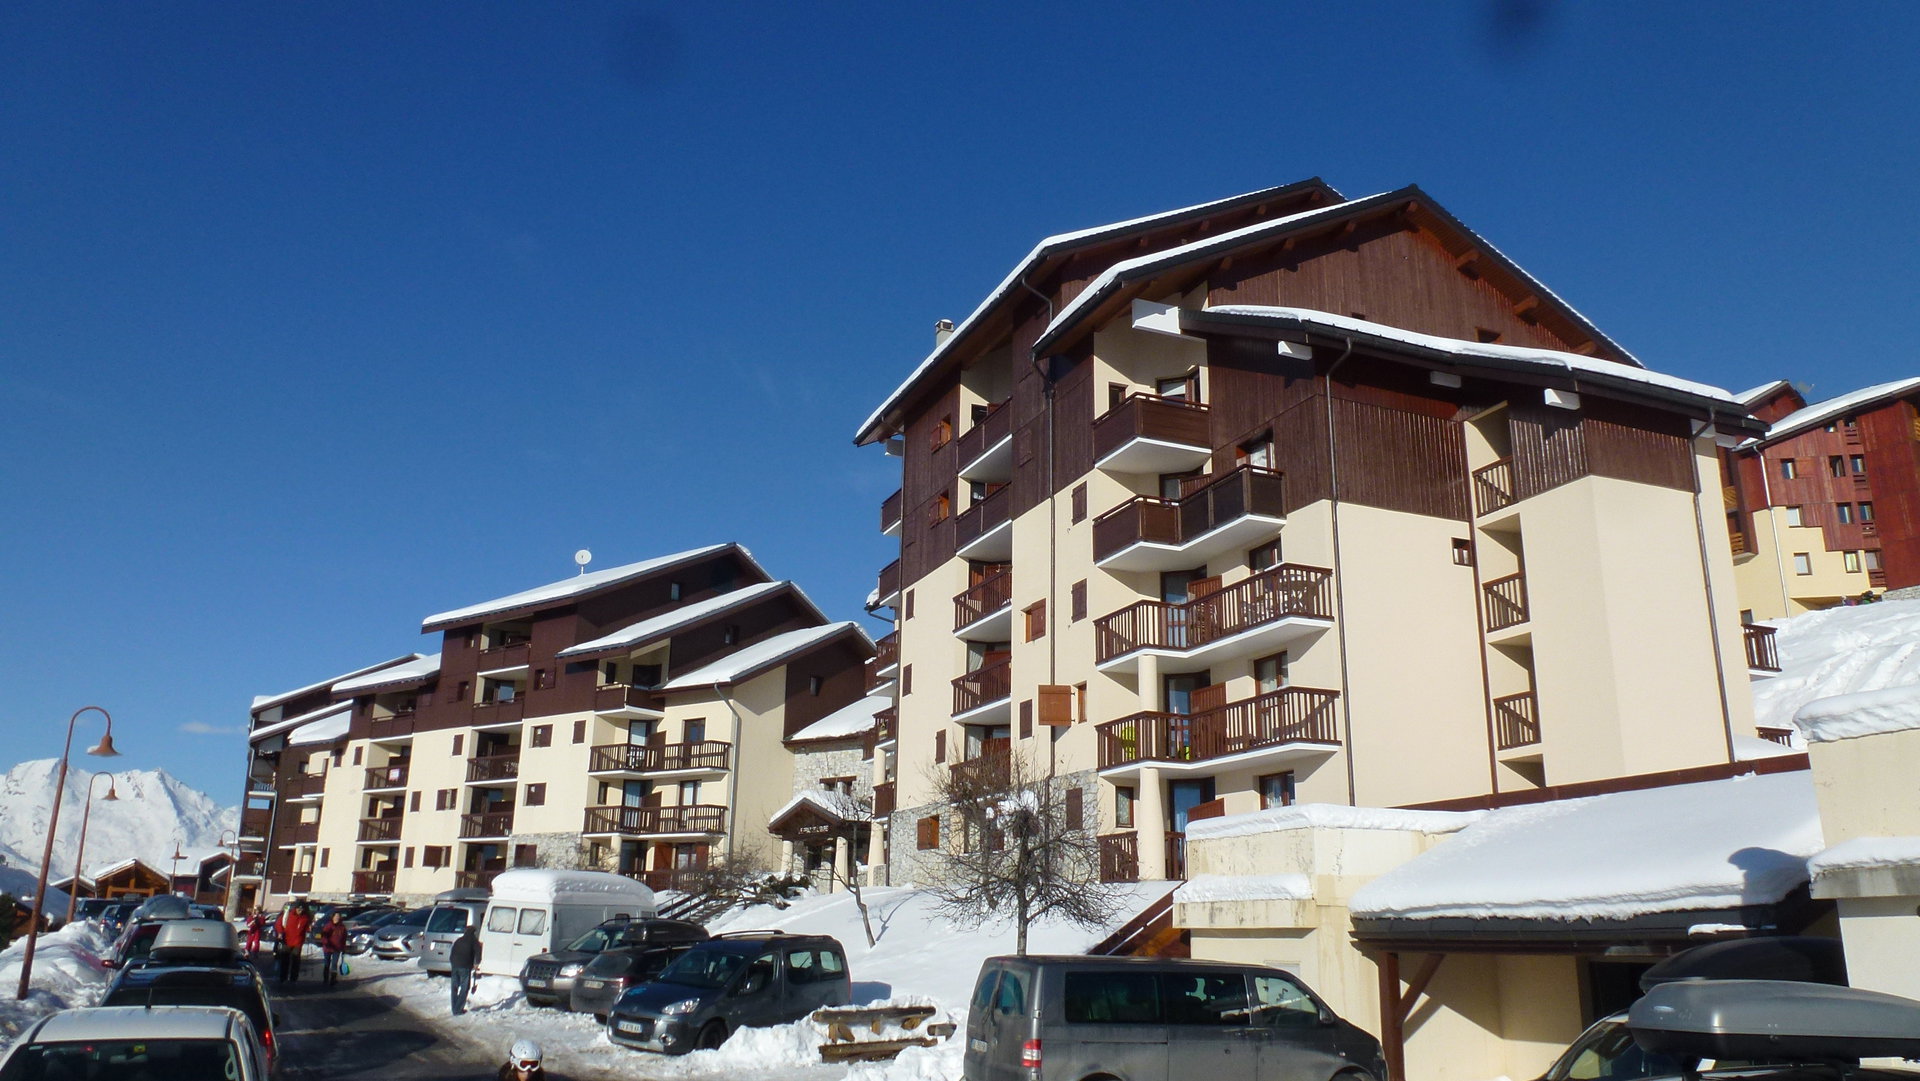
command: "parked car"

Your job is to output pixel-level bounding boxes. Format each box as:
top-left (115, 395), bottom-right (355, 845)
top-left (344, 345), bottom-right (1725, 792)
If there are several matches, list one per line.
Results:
top-left (521, 915), bottom-right (705, 1009)
top-left (141, 919), bottom-right (245, 967)
top-left (102, 899), bottom-right (141, 936)
top-left (478, 869), bottom-right (655, 980)
top-left (963, 954), bottom-right (1386, 1081)
top-left (101, 961), bottom-right (279, 1071)
top-left (606, 931), bottom-right (851, 1054)
top-left (348, 909), bottom-right (414, 955)
top-left (105, 920), bottom-right (168, 970)
top-left (0, 1006), bottom-right (270, 1081)
top-left (1626, 978), bottom-right (1920, 1069)
top-left (418, 888), bottom-right (490, 976)
top-left (369, 906), bottom-right (434, 961)
top-left (570, 940), bottom-right (701, 1021)
top-left (72, 897), bottom-right (117, 923)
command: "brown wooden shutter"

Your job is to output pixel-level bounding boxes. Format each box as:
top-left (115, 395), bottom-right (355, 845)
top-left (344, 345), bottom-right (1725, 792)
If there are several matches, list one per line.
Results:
top-left (1190, 683), bottom-right (1228, 714)
top-left (1071, 483), bottom-right (1087, 523)
top-left (1189, 574), bottom-right (1225, 599)
top-left (934, 729), bottom-right (946, 763)
top-left (1019, 701), bottom-right (1033, 739)
top-left (573, 719), bottom-right (587, 744)
top-left (1038, 685), bottom-right (1074, 726)
top-left (1065, 788), bottom-right (1084, 830)
top-left (1070, 581), bottom-right (1087, 622)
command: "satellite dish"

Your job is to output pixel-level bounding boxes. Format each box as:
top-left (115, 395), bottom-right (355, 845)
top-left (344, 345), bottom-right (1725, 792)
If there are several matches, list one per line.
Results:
top-left (574, 549), bottom-right (592, 576)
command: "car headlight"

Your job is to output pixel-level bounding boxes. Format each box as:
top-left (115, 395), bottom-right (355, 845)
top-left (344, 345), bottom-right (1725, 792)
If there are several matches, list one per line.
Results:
top-left (559, 963), bottom-right (584, 978)
top-left (403, 934), bottom-right (420, 948)
top-left (661, 997), bottom-right (701, 1016)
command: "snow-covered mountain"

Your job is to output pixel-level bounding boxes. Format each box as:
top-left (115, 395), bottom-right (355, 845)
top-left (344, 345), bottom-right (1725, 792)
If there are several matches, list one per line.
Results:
top-left (0, 760), bottom-right (237, 881)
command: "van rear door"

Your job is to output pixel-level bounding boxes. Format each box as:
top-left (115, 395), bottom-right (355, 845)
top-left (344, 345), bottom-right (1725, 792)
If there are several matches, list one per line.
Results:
top-left (973, 962), bottom-right (1049, 1081)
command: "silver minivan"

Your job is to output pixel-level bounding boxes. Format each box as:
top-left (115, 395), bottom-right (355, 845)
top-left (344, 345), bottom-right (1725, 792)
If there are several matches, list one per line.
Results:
top-left (964, 955), bottom-right (1385, 1081)
top-left (417, 887), bottom-right (490, 976)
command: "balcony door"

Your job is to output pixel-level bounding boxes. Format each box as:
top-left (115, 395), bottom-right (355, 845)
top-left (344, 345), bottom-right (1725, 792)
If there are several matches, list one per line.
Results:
top-left (1163, 673), bottom-right (1213, 758)
top-left (622, 780), bottom-right (650, 808)
top-left (971, 726), bottom-right (1011, 760)
top-left (628, 719), bottom-right (658, 745)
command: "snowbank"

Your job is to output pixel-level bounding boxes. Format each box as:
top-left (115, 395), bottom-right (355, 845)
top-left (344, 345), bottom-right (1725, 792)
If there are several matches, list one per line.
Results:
top-left (1175, 873), bottom-right (1312, 905)
top-left (1750, 600), bottom-right (1920, 738)
top-left (1186, 802), bottom-right (1480, 841)
top-left (1794, 684), bottom-right (1920, 744)
top-left (0, 920), bottom-right (115, 1049)
top-left (1808, 836), bottom-right (1920, 875)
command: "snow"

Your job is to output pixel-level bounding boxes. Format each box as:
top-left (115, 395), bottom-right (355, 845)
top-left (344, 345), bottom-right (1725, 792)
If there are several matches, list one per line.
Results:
top-left (0, 919), bottom-right (114, 1051)
top-left (288, 708), bottom-right (352, 746)
top-left (422, 544), bottom-right (742, 629)
top-left (1350, 771), bottom-right (1822, 921)
top-left (1757, 376), bottom-right (1920, 446)
top-left (556, 582), bottom-right (795, 660)
top-left (1736, 380), bottom-right (1793, 406)
top-left (768, 791), bottom-right (851, 830)
top-left (1731, 733), bottom-right (1802, 760)
top-left (333, 652), bottom-right (442, 695)
top-left (788, 696), bottom-right (890, 743)
top-left (663, 624), bottom-right (870, 691)
top-left (1175, 873), bottom-right (1312, 905)
top-left (1186, 802), bottom-right (1481, 841)
top-left (249, 699), bottom-right (353, 744)
top-left (0, 762), bottom-right (235, 884)
top-left (0, 867), bottom-right (70, 917)
top-left (1748, 600), bottom-right (1920, 738)
top-left (488, 868), bottom-right (655, 905)
top-left (1795, 683), bottom-right (1920, 743)
top-left (250, 654), bottom-right (423, 713)
top-left (1807, 836), bottom-right (1920, 876)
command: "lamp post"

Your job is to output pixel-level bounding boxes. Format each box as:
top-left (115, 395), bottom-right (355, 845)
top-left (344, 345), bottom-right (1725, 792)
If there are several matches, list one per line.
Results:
top-left (16, 706), bottom-right (119, 1000)
top-left (63, 773), bottom-right (120, 924)
top-left (169, 842), bottom-right (188, 896)
top-left (215, 829), bottom-right (238, 915)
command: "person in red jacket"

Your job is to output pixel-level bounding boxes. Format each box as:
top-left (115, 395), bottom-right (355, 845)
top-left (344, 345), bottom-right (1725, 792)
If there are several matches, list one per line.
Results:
top-left (317, 912), bottom-right (350, 987)
top-left (244, 909), bottom-right (267, 960)
top-left (275, 903), bottom-right (313, 985)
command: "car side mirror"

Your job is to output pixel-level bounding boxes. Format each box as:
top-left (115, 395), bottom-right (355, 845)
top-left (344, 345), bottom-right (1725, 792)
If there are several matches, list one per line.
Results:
top-left (1318, 1006), bottom-right (1337, 1027)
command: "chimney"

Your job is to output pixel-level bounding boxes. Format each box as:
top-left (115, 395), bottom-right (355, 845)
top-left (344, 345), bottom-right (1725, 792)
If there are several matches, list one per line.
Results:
top-left (934, 319), bottom-right (956, 347)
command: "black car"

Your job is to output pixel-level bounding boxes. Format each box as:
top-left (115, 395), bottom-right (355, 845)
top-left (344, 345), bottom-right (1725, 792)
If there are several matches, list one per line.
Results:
top-left (606, 932), bottom-right (851, 1054)
top-left (100, 962), bottom-right (280, 1071)
top-left (570, 942), bottom-right (700, 1021)
top-left (520, 917), bottom-right (707, 1009)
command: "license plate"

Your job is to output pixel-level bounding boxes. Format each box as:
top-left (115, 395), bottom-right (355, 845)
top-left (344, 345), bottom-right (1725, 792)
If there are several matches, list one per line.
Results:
top-left (617, 1021), bottom-right (644, 1034)
top-left (970, 1039), bottom-right (988, 1052)
top-left (527, 978), bottom-right (550, 988)
top-left (581, 979), bottom-right (604, 989)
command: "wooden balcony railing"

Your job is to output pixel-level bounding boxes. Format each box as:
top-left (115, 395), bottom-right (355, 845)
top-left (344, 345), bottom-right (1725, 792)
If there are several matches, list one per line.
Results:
top-left (1483, 572), bottom-right (1529, 632)
top-left (954, 568), bottom-right (1013, 631)
top-left (581, 804), bottom-right (728, 835)
top-left (949, 749), bottom-right (1011, 790)
top-left (1095, 563), bottom-right (1334, 665)
top-left (288, 873), bottom-right (314, 894)
top-left (1165, 830), bottom-right (1187, 881)
top-left (1493, 692), bottom-right (1540, 750)
top-left (1093, 393), bottom-right (1211, 467)
top-left (1473, 458), bottom-right (1516, 516)
top-left (285, 822), bottom-right (319, 845)
top-left (880, 489), bottom-right (903, 534)
top-left (364, 763), bottom-right (409, 790)
top-left (352, 869), bottom-right (396, 894)
top-left (357, 816), bottom-right (403, 843)
top-left (290, 773), bottom-right (327, 798)
top-left (952, 656), bottom-right (1013, 715)
top-left (1096, 687), bottom-right (1341, 770)
top-left (239, 809), bottom-right (272, 839)
top-left (368, 712), bottom-right (417, 741)
top-left (455, 868), bottom-right (502, 890)
top-left (477, 641), bottom-right (530, 670)
top-left (873, 782), bottom-right (896, 818)
top-left (957, 398), bottom-right (1012, 470)
top-left (1098, 832), bottom-right (1139, 883)
top-left (875, 707), bottom-right (897, 744)
top-left (875, 630), bottom-right (899, 672)
top-left (877, 559), bottom-right (901, 605)
top-left (594, 683), bottom-right (657, 713)
top-left (466, 752), bottom-right (521, 784)
top-left (231, 858), bottom-right (266, 879)
top-left (1729, 530), bottom-right (1752, 556)
top-left (587, 740), bottom-right (732, 774)
top-left (1743, 624), bottom-right (1780, 671)
top-left (459, 809), bottom-right (515, 838)
top-left (955, 483), bottom-right (1011, 550)
top-left (471, 697), bottom-right (525, 724)
top-left (636, 868), bottom-right (704, 892)
top-left (1093, 466), bottom-right (1286, 564)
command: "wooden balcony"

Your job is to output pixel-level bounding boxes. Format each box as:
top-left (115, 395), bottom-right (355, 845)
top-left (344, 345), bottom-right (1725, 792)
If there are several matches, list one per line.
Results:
top-left (471, 697), bottom-right (525, 725)
top-left (459, 809), bottom-right (515, 839)
top-left (1757, 726), bottom-right (1795, 746)
top-left (593, 683), bottom-right (659, 716)
top-left (875, 707), bottom-right (897, 744)
top-left (880, 488), bottom-right (903, 537)
top-left (239, 809), bottom-right (272, 839)
top-left (1096, 688), bottom-right (1341, 773)
top-left (288, 873), bottom-right (313, 894)
top-left (952, 656), bottom-right (1013, 717)
top-left (1729, 530), bottom-right (1752, 557)
top-left (364, 763), bottom-right (409, 790)
top-left (477, 640), bottom-right (531, 673)
top-left (957, 399), bottom-right (1013, 482)
top-left (1483, 572), bottom-right (1529, 633)
top-left (1473, 458), bottom-right (1516, 516)
top-left (1098, 832), bottom-right (1139, 883)
top-left (955, 483), bottom-right (1012, 561)
top-left (1093, 466), bottom-right (1286, 571)
top-left (1493, 692), bottom-right (1540, 750)
top-left (357, 816), bottom-right (403, 843)
top-left (455, 868), bottom-right (502, 890)
top-left (1744, 624), bottom-right (1781, 672)
top-left (352, 869), bottom-right (396, 894)
top-left (289, 773), bottom-right (327, 798)
top-left (231, 857), bottom-right (266, 880)
top-left (1093, 393), bottom-right (1212, 474)
top-left (953, 567), bottom-right (1013, 636)
top-left (285, 822), bottom-right (319, 844)
top-left (635, 868), bottom-right (704, 892)
top-left (587, 740), bottom-right (731, 775)
top-left (1165, 830), bottom-right (1187, 881)
top-left (581, 804), bottom-right (728, 836)
top-left (875, 559), bottom-right (902, 609)
top-left (466, 752), bottom-right (521, 784)
top-left (874, 630), bottom-right (899, 674)
top-left (1095, 563), bottom-right (1334, 672)
top-left (949, 748), bottom-right (1011, 790)
top-left (873, 782), bottom-right (896, 818)
top-left (368, 712), bottom-right (417, 741)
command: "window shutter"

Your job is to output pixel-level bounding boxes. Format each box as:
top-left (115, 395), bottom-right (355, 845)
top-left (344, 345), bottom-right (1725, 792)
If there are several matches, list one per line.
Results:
top-left (1070, 581), bottom-right (1087, 622)
top-left (1065, 788), bottom-right (1084, 830)
top-left (1019, 701), bottom-right (1033, 740)
top-left (1071, 483), bottom-right (1087, 523)
top-left (934, 729), bottom-right (946, 763)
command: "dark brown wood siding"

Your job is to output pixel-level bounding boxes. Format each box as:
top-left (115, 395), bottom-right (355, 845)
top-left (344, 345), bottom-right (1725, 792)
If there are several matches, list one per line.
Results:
top-left (1333, 398), bottom-right (1471, 519)
top-left (1859, 398), bottom-right (1920, 589)
top-left (900, 380), bottom-right (961, 585)
top-left (781, 637), bottom-right (874, 738)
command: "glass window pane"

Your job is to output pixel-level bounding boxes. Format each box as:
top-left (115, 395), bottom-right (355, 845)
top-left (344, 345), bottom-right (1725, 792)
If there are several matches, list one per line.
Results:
top-left (486, 907), bottom-right (516, 933)
top-left (1161, 972), bottom-right (1249, 1025)
top-left (1063, 971), bottom-right (1158, 1023)
top-left (517, 908), bottom-right (547, 936)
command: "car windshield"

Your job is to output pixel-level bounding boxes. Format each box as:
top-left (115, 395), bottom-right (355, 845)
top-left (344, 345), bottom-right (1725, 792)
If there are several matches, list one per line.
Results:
top-left (0, 1038), bottom-right (242, 1081)
top-left (423, 907), bottom-right (468, 933)
top-left (1546, 1016), bottom-right (1686, 1081)
top-left (565, 925), bottom-right (627, 953)
top-left (658, 947), bottom-right (747, 990)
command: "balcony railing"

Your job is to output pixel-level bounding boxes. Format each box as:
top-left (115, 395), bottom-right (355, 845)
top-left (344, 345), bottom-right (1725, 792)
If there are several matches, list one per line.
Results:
top-left (368, 712), bottom-right (417, 741)
top-left (1473, 458), bottom-right (1516, 516)
top-left (1729, 530), bottom-right (1752, 556)
top-left (954, 484), bottom-right (1011, 552)
top-left (1098, 832), bottom-right (1139, 883)
top-left (1757, 726), bottom-right (1795, 746)
top-left (1092, 466), bottom-right (1285, 565)
top-left (956, 399), bottom-right (1012, 477)
top-left (1483, 572), bottom-right (1529, 632)
top-left (1093, 393), bottom-right (1211, 469)
top-left (364, 763), bottom-right (410, 790)
top-left (877, 559), bottom-right (901, 606)
top-left (466, 752), bottom-right (521, 784)
top-left (1096, 688), bottom-right (1341, 770)
top-left (880, 489), bottom-right (903, 535)
top-left (952, 656), bottom-right (1013, 715)
top-left (635, 868), bottom-right (704, 892)
top-left (288, 873), bottom-right (313, 894)
top-left (1165, 830), bottom-right (1187, 881)
top-left (587, 741), bottom-right (732, 774)
top-left (1744, 624), bottom-right (1781, 671)
top-left (1493, 692), bottom-right (1540, 750)
top-left (594, 683), bottom-right (657, 713)
top-left (875, 707), bottom-right (897, 744)
top-left (455, 868), bottom-right (502, 890)
top-left (949, 749), bottom-right (1011, 790)
top-left (471, 697), bottom-right (525, 724)
top-left (239, 809), bottom-right (272, 839)
top-left (290, 773), bottom-right (327, 797)
top-left (875, 630), bottom-right (898, 672)
top-left (357, 816), bottom-right (404, 843)
top-left (954, 568), bottom-right (1013, 631)
top-left (1095, 564), bottom-right (1334, 665)
top-left (459, 809), bottom-right (516, 839)
top-left (873, 782), bottom-right (896, 818)
top-left (582, 804), bottom-right (728, 835)
top-left (231, 858), bottom-right (265, 879)
top-left (352, 870), bottom-right (396, 894)
top-left (477, 641), bottom-right (531, 671)
top-left (285, 822), bottom-right (319, 845)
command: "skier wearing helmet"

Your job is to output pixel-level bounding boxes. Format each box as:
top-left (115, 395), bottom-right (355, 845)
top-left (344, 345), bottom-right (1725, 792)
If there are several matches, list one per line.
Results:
top-left (499, 1038), bottom-right (546, 1080)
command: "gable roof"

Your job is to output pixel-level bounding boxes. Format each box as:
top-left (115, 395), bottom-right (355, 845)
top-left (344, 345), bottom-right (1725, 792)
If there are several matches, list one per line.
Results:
top-left (1754, 376), bottom-right (1920, 447)
top-left (787, 694), bottom-right (891, 743)
top-left (250, 700), bottom-right (352, 745)
top-left (421, 544), bottom-right (755, 631)
top-left (1736, 379), bottom-right (1794, 406)
top-left (252, 654), bottom-right (423, 714)
top-left (554, 581), bottom-right (816, 661)
top-left (334, 652), bottom-right (442, 697)
top-left (853, 179), bottom-right (1343, 445)
top-left (660, 623), bottom-right (871, 692)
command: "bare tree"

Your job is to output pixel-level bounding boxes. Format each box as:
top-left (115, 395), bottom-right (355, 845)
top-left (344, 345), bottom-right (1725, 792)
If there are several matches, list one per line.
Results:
top-left (925, 750), bottom-right (1124, 955)
top-left (814, 789), bottom-right (880, 947)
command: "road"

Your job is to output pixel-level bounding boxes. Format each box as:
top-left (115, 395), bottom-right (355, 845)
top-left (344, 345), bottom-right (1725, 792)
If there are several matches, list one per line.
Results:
top-left (269, 960), bottom-right (503, 1080)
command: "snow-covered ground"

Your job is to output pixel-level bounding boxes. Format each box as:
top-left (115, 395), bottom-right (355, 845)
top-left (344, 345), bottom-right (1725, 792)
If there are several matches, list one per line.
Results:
top-left (367, 881), bottom-right (1171, 1081)
top-left (1753, 598), bottom-right (1920, 736)
top-left (0, 921), bottom-right (115, 1048)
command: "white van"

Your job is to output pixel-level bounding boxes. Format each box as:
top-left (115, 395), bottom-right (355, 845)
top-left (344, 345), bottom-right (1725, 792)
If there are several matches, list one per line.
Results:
top-left (418, 887), bottom-right (491, 976)
top-left (476, 869), bottom-right (654, 978)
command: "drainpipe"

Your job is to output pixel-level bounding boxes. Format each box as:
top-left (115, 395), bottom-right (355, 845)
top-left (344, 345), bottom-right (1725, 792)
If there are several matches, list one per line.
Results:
top-left (716, 688), bottom-right (747, 865)
top-left (1686, 415), bottom-right (1740, 763)
top-left (1755, 443), bottom-right (1792, 617)
top-left (1322, 336), bottom-right (1359, 806)
top-left (1017, 272), bottom-right (1061, 782)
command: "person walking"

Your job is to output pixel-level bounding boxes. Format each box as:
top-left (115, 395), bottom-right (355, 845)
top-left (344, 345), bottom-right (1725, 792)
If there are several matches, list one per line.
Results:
top-left (449, 923), bottom-right (481, 1016)
top-left (318, 912), bottom-right (349, 987)
top-left (276, 902), bottom-right (313, 985)
top-left (497, 1038), bottom-right (546, 1080)
top-left (244, 908), bottom-right (267, 960)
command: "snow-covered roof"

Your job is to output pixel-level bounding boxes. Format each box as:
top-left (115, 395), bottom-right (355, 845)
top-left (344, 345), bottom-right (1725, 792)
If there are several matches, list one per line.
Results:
top-left (555, 581), bottom-right (804, 660)
top-left (486, 868), bottom-right (655, 905)
top-left (853, 179), bottom-right (1341, 444)
top-left (0, 866), bottom-right (69, 914)
top-left (1185, 802), bottom-right (1481, 842)
top-left (1793, 682), bottom-right (1920, 743)
top-left (1190, 307), bottom-right (1741, 412)
top-left (334, 653), bottom-right (442, 696)
top-left (788, 694), bottom-right (891, 743)
top-left (768, 790), bottom-right (852, 830)
top-left (1174, 872), bottom-right (1313, 906)
top-left (1758, 377), bottom-right (1920, 446)
top-left (1808, 836), bottom-right (1920, 879)
top-left (660, 623), bottom-right (870, 691)
top-left (250, 701), bottom-right (352, 745)
top-left (1349, 771), bottom-right (1821, 922)
top-left (421, 544), bottom-right (746, 630)
top-left (251, 654), bottom-right (423, 713)
top-left (1736, 379), bottom-right (1794, 406)
top-left (287, 707), bottom-right (352, 747)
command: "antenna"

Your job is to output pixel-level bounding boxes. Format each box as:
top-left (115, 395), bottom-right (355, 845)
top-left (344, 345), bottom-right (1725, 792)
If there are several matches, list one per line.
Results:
top-left (574, 549), bottom-right (593, 576)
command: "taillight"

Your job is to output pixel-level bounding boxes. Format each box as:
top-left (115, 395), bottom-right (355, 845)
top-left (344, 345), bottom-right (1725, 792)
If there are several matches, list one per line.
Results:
top-left (261, 1028), bottom-right (275, 1056)
top-left (1021, 1038), bottom-right (1041, 1069)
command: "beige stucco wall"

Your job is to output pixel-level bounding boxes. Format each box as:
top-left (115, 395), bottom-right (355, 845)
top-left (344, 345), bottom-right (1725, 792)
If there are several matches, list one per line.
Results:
top-left (394, 727), bottom-right (467, 898)
top-left (1732, 507), bottom-right (1874, 620)
top-left (1806, 726), bottom-right (1920, 842)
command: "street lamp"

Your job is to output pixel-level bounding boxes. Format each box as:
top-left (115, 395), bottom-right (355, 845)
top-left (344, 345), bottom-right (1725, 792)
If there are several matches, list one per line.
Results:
top-left (215, 829), bottom-right (238, 916)
top-left (16, 706), bottom-right (119, 1000)
top-left (169, 843), bottom-right (188, 895)
top-left (63, 773), bottom-right (120, 924)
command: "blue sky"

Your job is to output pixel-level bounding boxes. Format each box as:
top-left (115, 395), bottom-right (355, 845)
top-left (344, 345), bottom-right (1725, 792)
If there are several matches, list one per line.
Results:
top-left (4, 2), bottom-right (1916, 802)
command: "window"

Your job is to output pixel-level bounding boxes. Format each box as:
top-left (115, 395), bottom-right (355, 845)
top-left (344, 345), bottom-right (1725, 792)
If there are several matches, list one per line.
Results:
top-left (534, 668), bottom-right (551, 690)
top-left (1852, 455), bottom-right (1867, 475)
top-left (1063, 971), bottom-right (1156, 1024)
top-left (1740, 609), bottom-right (1755, 625)
top-left (1845, 551), bottom-right (1862, 573)
top-left (1866, 549), bottom-right (1884, 571)
top-left (573, 719), bottom-right (587, 744)
top-left (1255, 652), bottom-right (1290, 693)
top-left (1838, 503), bottom-right (1854, 524)
top-left (679, 780), bottom-right (701, 804)
top-left (1076, 682), bottom-right (1088, 724)
top-left (1238, 435), bottom-right (1274, 470)
top-left (352, 746), bottom-right (363, 766)
top-left (319, 848), bottom-right (330, 868)
top-left (1156, 374), bottom-right (1196, 402)
top-left (929, 491), bottom-right (951, 524)
top-left (1071, 580), bottom-right (1087, 622)
top-left (514, 844), bottom-right (538, 868)
top-left (1071, 483), bottom-right (1087, 523)
top-left (1785, 505), bottom-right (1806, 527)
top-left (1259, 771), bottom-right (1296, 809)
top-left (517, 908), bottom-right (548, 936)
top-left (685, 717), bottom-right (706, 743)
top-left (1861, 501), bottom-right (1876, 521)
top-left (531, 724), bottom-right (552, 748)
top-left (455, 680), bottom-right (470, 703)
top-left (1115, 786), bottom-right (1136, 828)
top-left (452, 734), bottom-right (464, 757)
top-left (1253, 973), bottom-right (1323, 1027)
top-left (1794, 553), bottom-right (1813, 575)
top-left (916, 815), bottom-right (941, 850)
top-left (932, 415), bottom-right (954, 450)
top-left (410, 791), bottom-right (421, 812)
top-left (1025, 600), bottom-right (1047, 642)
top-left (1779, 458), bottom-right (1798, 479)
top-left (808, 675), bottom-right (823, 696)
top-left (487, 907), bottom-right (518, 933)
top-left (404, 847), bottom-right (415, 868)
top-left (1830, 455), bottom-right (1846, 477)
top-left (787, 947), bottom-right (846, 984)
top-left (423, 846), bottom-right (447, 869)
top-left (1452, 538), bottom-right (1474, 566)
top-left (902, 665), bottom-right (912, 696)
top-left (525, 783), bottom-right (546, 807)
top-left (1248, 539), bottom-right (1282, 572)
top-left (669, 581), bottom-right (682, 601)
top-left (1066, 788), bottom-right (1084, 830)
top-left (723, 624), bottom-right (739, 645)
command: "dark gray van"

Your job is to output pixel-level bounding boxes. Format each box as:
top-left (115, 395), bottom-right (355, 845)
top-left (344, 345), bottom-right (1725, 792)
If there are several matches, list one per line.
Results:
top-left (963, 955), bottom-right (1385, 1081)
top-left (605, 932), bottom-right (851, 1054)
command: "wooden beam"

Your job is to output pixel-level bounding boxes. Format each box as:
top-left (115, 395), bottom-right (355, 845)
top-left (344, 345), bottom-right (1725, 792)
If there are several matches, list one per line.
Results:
top-left (1454, 248), bottom-right (1480, 269)
top-left (1512, 296), bottom-right (1540, 317)
top-left (1574, 341), bottom-right (1599, 355)
top-left (1378, 952), bottom-right (1406, 1081)
top-left (1398, 953), bottom-right (1445, 1016)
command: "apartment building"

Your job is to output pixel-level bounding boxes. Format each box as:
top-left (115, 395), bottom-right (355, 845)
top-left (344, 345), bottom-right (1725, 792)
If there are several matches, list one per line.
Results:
top-left (856, 179), bottom-right (1776, 885)
top-left (1722, 377), bottom-right (1920, 619)
top-left (239, 544), bottom-right (874, 905)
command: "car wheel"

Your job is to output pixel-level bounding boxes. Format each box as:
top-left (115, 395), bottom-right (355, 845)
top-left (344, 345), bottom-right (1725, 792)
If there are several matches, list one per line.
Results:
top-left (1334, 1070), bottom-right (1379, 1081)
top-left (696, 1021), bottom-right (727, 1050)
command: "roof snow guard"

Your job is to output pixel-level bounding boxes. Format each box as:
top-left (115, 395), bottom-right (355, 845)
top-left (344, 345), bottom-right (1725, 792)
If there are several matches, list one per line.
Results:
top-left (421, 544), bottom-right (754, 631)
